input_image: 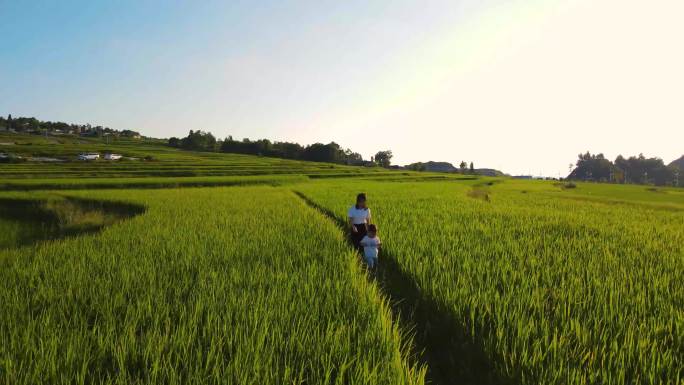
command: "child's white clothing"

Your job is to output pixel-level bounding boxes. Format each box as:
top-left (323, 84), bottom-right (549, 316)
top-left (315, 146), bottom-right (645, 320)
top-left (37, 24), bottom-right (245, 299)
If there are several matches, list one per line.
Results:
top-left (360, 235), bottom-right (381, 265)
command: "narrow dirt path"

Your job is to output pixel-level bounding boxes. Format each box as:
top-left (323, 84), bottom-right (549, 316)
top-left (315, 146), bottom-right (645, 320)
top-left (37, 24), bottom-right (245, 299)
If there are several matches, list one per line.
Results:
top-left (293, 191), bottom-right (514, 385)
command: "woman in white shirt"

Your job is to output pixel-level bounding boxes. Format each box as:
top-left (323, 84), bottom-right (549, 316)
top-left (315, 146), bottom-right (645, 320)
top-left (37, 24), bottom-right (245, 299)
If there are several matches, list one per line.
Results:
top-left (348, 193), bottom-right (371, 251)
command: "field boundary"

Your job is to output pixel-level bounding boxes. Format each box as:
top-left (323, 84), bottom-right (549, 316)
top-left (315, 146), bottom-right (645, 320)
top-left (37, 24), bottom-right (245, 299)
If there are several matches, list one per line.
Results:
top-left (292, 190), bottom-right (516, 385)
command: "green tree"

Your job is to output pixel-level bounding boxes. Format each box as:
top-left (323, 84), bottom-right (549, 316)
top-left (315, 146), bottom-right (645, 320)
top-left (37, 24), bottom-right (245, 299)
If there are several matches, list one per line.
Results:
top-left (569, 152), bottom-right (615, 182)
top-left (612, 153), bottom-right (673, 185)
top-left (459, 161), bottom-right (467, 173)
top-left (569, 152), bottom-right (674, 186)
top-left (343, 149), bottom-right (364, 165)
top-left (303, 142), bottom-right (344, 163)
top-left (180, 130), bottom-right (217, 151)
top-left (374, 150), bottom-right (393, 168)
top-left (218, 136), bottom-right (361, 164)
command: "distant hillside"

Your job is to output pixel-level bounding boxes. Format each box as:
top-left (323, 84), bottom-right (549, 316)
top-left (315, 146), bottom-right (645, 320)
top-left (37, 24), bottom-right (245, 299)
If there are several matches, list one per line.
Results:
top-left (474, 168), bottom-right (505, 177)
top-left (404, 161), bottom-right (503, 176)
top-left (1, 115), bottom-right (388, 168)
top-left (0, 131), bottom-right (402, 181)
top-left (414, 161), bottom-right (458, 172)
top-left (407, 161), bottom-right (457, 172)
top-left (669, 155), bottom-right (684, 169)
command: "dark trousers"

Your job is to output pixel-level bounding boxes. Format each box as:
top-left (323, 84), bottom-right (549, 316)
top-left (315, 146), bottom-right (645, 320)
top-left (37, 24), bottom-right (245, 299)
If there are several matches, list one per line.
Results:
top-left (350, 223), bottom-right (367, 251)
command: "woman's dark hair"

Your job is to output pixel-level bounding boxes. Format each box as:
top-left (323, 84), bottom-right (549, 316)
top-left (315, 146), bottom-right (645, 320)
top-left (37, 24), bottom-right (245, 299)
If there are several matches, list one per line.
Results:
top-left (368, 224), bottom-right (377, 232)
top-left (355, 193), bottom-right (367, 209)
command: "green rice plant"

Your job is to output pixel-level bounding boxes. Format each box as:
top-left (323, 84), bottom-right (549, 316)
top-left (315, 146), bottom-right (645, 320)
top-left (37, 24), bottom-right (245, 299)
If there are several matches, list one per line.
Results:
top-left (296, 179), bottom-right (684, 385)
top-left (0, 187), bottom-right (424, 384)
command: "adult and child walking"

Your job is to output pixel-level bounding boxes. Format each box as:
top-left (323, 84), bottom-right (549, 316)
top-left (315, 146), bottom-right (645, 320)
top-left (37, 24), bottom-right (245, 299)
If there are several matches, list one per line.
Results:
top-left (347, 193), bottom-right (381, 269)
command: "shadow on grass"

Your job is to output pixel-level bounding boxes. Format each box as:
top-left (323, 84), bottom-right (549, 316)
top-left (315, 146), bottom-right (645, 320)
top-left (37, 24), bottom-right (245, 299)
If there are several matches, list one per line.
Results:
top-left (293, 190), bottom-right (517, 385)
top-left (0, 197), bottom-right (145, 249)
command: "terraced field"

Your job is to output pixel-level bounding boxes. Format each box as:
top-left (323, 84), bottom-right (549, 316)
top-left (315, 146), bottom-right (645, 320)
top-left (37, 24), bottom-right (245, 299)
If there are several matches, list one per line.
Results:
top-left (1, 133), bottom-right (682, 384)
top-left (0, 132), bottom-right (395, 181)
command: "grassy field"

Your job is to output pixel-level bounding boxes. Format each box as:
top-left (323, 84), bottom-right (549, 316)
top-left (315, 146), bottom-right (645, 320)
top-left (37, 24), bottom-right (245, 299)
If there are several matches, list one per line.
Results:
top-left (1, 132), bottom-right (682, 384)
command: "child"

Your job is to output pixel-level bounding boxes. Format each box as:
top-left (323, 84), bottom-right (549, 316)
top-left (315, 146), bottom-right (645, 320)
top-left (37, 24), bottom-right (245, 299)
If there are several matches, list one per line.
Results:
top-left (360, 224), bottom-right (381, 268)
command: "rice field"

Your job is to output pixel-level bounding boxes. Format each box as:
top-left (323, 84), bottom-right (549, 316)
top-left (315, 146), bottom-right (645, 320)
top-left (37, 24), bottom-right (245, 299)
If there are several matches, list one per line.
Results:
top-left (296, 179), bottom-right (684, 384)
top-left (1, 136), bottom-right (682, 384)
top-left (0, 187), bottom-right (423, 384)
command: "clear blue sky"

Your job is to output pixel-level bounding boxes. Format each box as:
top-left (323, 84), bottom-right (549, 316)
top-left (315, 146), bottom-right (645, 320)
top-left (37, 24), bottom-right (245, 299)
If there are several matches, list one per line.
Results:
top-left (1, 0), bottom-right (682, 175)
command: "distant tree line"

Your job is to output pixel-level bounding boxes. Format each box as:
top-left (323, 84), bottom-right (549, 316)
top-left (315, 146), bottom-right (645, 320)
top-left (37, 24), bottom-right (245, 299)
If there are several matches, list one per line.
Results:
top-left (168, 130), bottom-right (394, 167)
top-left (0, 114), bottom-right (141, 138)
top-left (168, 130), bottom-right (217, 152)
top-left (569, 152), bottom-right (682, 186)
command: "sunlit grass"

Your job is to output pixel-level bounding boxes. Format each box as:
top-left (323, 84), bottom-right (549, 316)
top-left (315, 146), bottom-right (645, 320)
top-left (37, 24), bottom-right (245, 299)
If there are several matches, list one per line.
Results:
top-left (297, 179), bottom-right (684, 385)
top-left (0, 187), bottom-right (424, 384)
top-left (2, 131), bottom-right (681, 384)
